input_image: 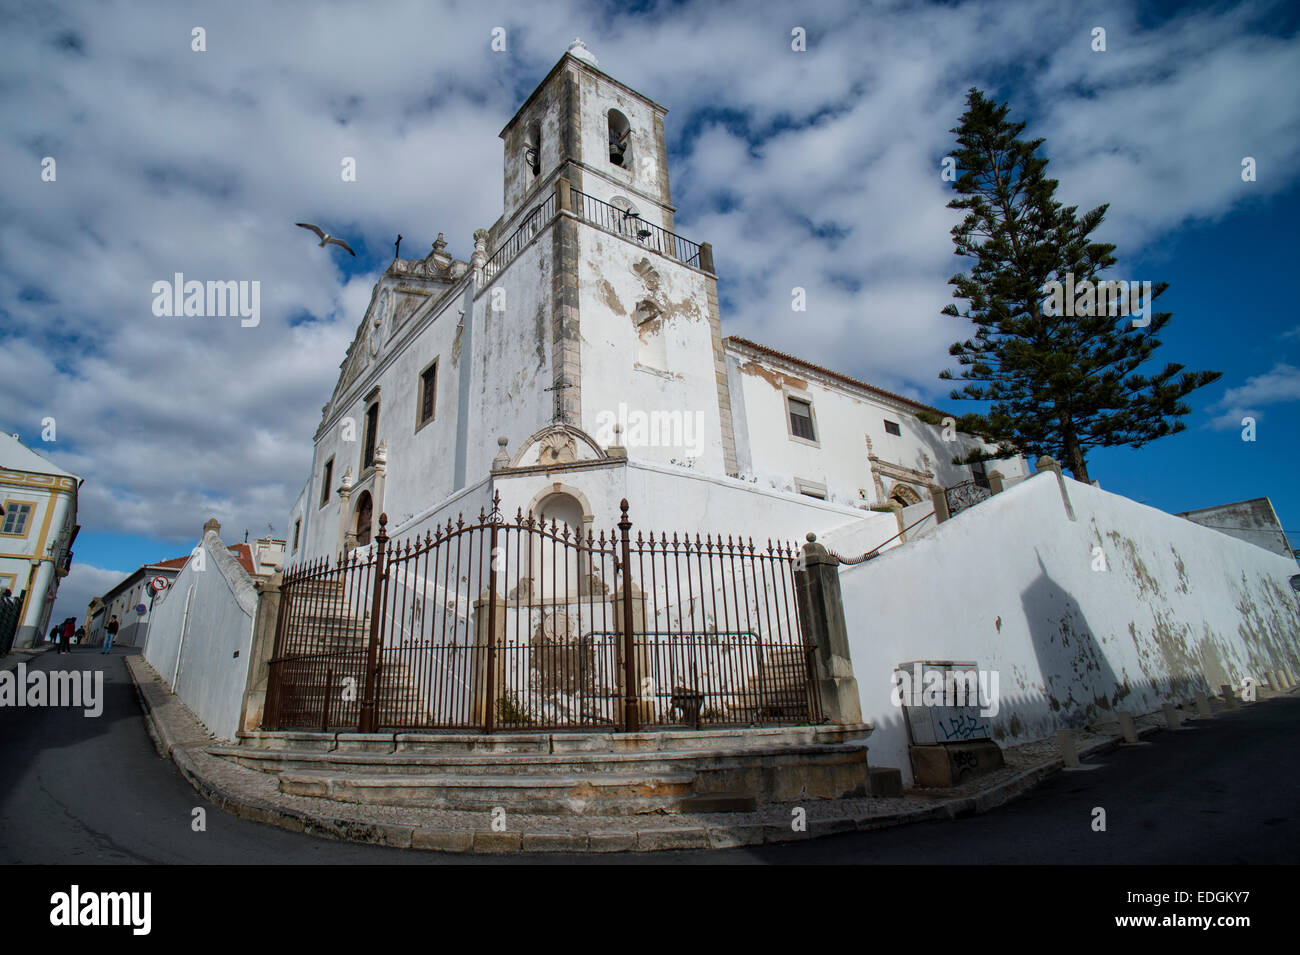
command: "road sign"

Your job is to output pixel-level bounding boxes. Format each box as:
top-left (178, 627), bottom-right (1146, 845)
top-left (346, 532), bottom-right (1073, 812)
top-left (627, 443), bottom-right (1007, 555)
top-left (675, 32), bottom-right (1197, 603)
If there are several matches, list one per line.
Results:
top-left (135, 604), bottom-right (147, 615)
top-left (150, 576), bottom-right (169, 594)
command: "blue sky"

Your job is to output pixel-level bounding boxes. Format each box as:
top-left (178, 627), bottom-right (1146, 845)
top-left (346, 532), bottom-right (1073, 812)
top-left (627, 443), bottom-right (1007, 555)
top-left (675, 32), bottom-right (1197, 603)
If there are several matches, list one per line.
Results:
top-left (1, 0), bottom-right (1297, 625)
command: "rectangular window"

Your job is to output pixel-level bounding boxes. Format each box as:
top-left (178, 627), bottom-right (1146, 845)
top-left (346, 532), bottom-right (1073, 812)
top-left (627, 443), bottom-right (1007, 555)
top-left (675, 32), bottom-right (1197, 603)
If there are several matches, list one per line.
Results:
top-left (292, 519), bottom-right (301, 552)
top-left (320, 458), bottom-right (333, 508)
top-left (363, 403), bottom-right (380, 469)
top-left (884, 419), bottom-right (901, 436)
top-left (795, 478), bottom-right (827, 500)
top-left (418, 361), bottom-right (438, 428)
top-left (2, 501), bottom-right (34, 537)
top-left (788, 397), bottom-right (816, 441)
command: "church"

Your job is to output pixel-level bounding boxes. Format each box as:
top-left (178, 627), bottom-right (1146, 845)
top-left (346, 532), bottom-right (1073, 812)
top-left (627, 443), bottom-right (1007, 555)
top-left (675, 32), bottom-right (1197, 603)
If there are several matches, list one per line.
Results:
top-left (286, 40), bottom-right (1026, 570)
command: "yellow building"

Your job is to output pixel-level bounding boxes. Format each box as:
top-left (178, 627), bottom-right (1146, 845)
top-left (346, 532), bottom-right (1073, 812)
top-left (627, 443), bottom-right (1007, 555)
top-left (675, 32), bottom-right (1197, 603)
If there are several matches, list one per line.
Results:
top-left (0, 433), bottom-right (81, 649)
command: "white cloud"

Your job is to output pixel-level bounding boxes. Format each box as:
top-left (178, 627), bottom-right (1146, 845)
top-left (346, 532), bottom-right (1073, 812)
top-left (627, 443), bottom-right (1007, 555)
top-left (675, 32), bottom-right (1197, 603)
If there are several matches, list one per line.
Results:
top-left (1, 0), bottom-right (1294, 542)
top-left (1206, 362), bottom-right (1300, 429)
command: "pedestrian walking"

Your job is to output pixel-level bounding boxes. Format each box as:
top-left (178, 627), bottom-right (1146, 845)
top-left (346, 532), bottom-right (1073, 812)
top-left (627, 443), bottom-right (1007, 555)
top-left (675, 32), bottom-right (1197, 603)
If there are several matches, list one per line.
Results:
top-left (103, 615), bottom-right (119, 654)
top-left (60, 617), bottom-right (74, 655)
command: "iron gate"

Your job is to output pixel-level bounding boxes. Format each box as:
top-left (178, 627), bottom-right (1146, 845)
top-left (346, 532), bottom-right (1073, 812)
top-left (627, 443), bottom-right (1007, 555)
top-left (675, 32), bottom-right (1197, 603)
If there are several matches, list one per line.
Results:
top-left (264, 495), bottom-right (820, 732)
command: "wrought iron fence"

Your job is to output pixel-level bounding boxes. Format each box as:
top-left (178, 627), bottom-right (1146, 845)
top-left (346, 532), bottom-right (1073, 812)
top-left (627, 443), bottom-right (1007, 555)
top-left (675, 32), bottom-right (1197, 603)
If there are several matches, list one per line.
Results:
top-left (483, 190), bottom-right (557, 282)
top-left (945, 479), bottom-right (992, 517)
top-left (265, 494), bottom-right (818, 733)
top-left (572, 188), bottom-right (702, 269)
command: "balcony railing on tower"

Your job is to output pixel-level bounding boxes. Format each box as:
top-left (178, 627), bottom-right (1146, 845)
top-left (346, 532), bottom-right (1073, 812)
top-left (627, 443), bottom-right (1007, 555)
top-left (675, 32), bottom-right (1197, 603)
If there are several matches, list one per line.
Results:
top-left (481, 181), bottom-right (705, 283)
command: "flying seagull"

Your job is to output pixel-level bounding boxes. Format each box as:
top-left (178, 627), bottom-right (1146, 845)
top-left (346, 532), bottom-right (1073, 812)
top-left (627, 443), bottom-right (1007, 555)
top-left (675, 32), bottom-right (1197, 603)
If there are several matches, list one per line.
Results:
top-left (295, 222), bottom-right (356, 256)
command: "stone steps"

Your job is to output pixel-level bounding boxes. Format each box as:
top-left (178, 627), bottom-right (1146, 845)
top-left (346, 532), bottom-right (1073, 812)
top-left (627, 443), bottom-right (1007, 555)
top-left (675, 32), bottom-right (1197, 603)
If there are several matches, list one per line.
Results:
top-left (278, 769), bottom-right (700, 814)
top-left (207, 740), bottom-right (868, 778)
top-left (214, 724), bottom-right (877, 815)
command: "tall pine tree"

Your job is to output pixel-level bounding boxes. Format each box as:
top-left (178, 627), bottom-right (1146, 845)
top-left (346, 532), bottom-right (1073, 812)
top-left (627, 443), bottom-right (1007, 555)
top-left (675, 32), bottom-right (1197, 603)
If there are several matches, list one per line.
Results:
top-left (933, 89), bottom-right (1220, 483)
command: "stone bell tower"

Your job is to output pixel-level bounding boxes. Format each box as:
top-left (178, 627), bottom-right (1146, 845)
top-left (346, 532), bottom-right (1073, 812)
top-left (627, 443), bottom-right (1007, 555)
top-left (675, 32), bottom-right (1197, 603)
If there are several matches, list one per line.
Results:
top-left (498, 38), bottom-right (676, 238)
top-left (482, 40), bottom-right (736, 477)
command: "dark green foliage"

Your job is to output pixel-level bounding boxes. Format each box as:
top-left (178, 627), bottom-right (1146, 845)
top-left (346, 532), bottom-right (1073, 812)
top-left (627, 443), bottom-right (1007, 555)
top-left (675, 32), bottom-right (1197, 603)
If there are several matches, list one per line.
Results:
top-left (936, 89), bottom-right (1220, 483)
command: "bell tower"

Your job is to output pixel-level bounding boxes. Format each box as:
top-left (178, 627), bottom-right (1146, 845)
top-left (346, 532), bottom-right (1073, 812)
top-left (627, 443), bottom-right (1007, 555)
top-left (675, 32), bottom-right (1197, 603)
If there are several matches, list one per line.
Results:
top-left (498, 39), bottom-right (676, 235)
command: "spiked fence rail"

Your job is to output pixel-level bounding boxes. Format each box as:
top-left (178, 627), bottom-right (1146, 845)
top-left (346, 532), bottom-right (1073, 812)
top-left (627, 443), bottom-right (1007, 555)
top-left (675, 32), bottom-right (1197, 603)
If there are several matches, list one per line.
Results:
top-left (265, 494), bottom-right (820, 733)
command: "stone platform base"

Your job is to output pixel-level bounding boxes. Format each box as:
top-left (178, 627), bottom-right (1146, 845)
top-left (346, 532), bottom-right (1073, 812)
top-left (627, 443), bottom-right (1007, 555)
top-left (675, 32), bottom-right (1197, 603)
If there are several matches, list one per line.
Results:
top-left (908, 740), bottom-right (1005, 788)
top-left (211, 724), bottom-right (879, 815)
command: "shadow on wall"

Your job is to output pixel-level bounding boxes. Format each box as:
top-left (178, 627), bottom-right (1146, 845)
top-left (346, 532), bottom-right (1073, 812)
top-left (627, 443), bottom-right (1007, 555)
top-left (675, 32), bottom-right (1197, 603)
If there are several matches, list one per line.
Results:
top-left (1020, 551), bottom-right (1120, 732)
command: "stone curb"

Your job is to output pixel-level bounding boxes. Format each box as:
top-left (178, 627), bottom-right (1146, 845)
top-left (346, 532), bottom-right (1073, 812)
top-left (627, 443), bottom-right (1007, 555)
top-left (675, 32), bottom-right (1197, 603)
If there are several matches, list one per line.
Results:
top-left (0, 644), bottom-right (53, 674)
top-left (125, 657), bottom-right (1266, 855)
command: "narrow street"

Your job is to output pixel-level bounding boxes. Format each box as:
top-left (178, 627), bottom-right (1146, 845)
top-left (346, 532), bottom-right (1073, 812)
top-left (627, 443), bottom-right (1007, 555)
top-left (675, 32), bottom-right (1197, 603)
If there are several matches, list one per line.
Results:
top-left (2, 648), bottom-right (1296, 864)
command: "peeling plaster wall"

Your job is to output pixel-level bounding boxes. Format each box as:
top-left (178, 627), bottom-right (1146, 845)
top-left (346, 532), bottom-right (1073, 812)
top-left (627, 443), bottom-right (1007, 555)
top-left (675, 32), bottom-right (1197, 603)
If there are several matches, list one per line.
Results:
top-left (838, 472), bottom-right (1300, 784)
top-left (725, 349), bottom-right (1027, 508)
top-left (470, 236), bottom-right (555, 481)
top-left (577, 229), bottom-right (725, 473)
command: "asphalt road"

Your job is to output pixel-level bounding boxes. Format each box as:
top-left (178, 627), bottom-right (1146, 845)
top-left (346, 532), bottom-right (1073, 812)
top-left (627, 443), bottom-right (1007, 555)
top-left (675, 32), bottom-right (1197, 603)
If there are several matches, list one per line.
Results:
top-left (2, 647), bottom-right (1296, 864)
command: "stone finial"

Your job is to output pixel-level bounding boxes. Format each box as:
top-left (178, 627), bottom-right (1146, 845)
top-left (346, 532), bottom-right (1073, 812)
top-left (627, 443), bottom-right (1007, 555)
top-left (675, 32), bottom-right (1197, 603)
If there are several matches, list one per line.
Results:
top-left (339, 466), bottom-right (353, 491)
top-left (471, 228), bottom-right (489, 270)
top-left (430, 233), bottom-right (451, 269)
top-left (493, 435), bottom-right (510, 469)
top-left (374, 439), bottom-right (388, 468)
top-left (1036, 455), bottom-right (1059, 474)
top-left (203, 517), bottom-right (221, 536)
top-left (567, 37), bottom-right (598, 66)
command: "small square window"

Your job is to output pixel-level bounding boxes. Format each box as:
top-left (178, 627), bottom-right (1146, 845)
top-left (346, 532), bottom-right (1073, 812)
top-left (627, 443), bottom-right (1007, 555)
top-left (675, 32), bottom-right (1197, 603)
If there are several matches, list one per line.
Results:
top-left (788, 397), bottom-right (816, 441)
top-left (884, 420), bottom-right (901, 436)
top-left (2, 502), bottom-right (33, 536)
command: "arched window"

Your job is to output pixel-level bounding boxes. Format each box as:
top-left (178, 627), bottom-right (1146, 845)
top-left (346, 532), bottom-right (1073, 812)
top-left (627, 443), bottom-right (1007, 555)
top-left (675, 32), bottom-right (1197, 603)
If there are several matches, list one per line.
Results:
top-left (607, 109), bottom-right (631, 168)
top-left (524, 123), bottom-right (541, 179)
top-left (354, 491), bottom-right (373, 546)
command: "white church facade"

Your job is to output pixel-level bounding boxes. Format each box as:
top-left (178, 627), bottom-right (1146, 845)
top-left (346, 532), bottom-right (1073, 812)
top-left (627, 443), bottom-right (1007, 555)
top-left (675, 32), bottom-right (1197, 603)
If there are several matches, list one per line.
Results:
top-left (286, 41), bottom-right (1026, 569)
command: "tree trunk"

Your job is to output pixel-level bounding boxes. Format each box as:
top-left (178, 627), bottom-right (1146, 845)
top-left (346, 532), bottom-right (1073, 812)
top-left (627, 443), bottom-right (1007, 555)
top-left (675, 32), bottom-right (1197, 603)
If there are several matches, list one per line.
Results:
top-left (1058, 413), bottom-right (1090, 484)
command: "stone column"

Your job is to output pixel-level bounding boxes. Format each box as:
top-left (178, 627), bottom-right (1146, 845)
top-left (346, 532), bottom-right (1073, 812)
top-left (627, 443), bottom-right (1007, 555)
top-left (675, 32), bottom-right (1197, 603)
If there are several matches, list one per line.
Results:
top-left (240, 572), bottom-right (283, 734)
top-left (471, 228), bottom-right (489, 283)
top-left (931, 487), bottom-right (950, 523)
top-left (555, 176), bottom-right (572, 213)
top-left (336, 466), bottom-right (353, 556)
top-left (372, 441), bottom-right (388, 523)
top-left (793, 534), bottom-right (862, 724)
top-left (698, 242), bottom-right (715, 275)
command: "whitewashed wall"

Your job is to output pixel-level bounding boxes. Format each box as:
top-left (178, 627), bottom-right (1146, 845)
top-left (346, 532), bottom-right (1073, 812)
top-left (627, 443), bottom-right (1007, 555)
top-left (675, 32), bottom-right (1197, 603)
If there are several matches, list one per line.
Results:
top-left (144, 528), bottom-right (257, 740)
top-left (838, 472), bottom-right (1300, 784)
top-left (726, 346), bottom-right (1028, 509)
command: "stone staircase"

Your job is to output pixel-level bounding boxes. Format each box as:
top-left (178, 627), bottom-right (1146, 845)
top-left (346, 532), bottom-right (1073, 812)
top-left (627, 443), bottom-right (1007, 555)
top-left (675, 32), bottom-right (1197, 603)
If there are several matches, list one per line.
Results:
top-left (208, 724), bottom-right (880, 816)
top-left (732, 644), bottom-right (814, 721)
top-left (273, 578), bottom-right (430, 729)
